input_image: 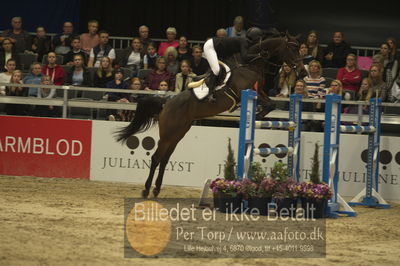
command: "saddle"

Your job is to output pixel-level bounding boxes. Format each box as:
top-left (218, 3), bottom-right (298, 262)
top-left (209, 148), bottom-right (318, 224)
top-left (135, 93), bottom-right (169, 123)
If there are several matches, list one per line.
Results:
top-left (188, 61), bottom-right (231, 100)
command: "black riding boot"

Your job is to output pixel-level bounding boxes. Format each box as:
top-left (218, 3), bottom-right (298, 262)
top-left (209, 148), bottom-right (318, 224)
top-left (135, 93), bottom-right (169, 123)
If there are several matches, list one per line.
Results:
top-left (206, 73), bottom-right (219, 101)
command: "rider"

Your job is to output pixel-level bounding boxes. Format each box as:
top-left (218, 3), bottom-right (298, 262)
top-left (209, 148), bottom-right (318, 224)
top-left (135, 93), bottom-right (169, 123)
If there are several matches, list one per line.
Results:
top-left (203, 27), bottom-right (264, 99)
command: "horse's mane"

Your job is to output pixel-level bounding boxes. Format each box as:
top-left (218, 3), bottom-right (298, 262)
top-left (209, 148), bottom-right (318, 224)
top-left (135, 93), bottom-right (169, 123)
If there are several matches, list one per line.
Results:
top-left (248, 37), bottom-right (286, 54)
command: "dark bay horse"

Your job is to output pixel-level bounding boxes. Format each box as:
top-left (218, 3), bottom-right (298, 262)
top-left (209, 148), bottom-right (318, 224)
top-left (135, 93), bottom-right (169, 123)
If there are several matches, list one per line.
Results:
top-left (116, 36), bottom-right (299, 198)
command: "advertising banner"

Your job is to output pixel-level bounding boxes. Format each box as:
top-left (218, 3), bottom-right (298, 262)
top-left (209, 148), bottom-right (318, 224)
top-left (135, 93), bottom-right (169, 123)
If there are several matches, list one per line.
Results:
top-left (0, 116), bottom-right (92, 179)
top-left (91, 121), bottom-right (400, 201)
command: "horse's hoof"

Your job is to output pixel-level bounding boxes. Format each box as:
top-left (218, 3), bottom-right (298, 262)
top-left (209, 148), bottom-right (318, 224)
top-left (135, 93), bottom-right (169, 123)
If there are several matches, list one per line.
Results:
top-left (153, 187), bottom-right (160, 198)
top-left (142, 189), bottom-right (149, 199)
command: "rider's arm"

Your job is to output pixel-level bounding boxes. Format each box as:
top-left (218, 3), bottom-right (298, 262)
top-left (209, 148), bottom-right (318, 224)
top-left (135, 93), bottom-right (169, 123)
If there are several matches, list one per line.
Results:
top-left (240, 38), bottom-right (262, 62)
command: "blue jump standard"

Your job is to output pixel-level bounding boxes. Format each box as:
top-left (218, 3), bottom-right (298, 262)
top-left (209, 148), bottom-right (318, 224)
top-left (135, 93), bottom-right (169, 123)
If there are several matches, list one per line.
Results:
top-left (236, 89), bottom-right (302, 181)
top-left (323, 94), bottom-right (390, 219)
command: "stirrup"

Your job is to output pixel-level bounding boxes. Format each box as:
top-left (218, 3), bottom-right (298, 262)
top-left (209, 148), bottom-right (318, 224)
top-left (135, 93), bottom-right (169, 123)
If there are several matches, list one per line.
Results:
top-left (192, 73), bottom-right (209, 81)
top-left (188, 78), bottom-right (205, 89)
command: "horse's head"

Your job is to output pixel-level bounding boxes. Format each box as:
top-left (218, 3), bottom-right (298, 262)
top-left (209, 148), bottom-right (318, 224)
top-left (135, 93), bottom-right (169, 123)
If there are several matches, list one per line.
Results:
top-left (256, 32), bottom-right (301, 68)
top-left (283, 31), bottom-right (301, 67)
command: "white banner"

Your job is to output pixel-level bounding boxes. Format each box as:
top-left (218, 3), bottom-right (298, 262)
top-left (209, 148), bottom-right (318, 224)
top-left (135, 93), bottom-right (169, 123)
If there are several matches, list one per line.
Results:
top-left (91, 121), bottom-right (400, 200)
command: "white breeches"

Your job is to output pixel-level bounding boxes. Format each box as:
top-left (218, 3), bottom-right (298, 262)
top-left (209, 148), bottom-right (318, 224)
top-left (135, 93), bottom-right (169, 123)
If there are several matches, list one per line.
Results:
top-left (203, 38), bottom-right (220, 76)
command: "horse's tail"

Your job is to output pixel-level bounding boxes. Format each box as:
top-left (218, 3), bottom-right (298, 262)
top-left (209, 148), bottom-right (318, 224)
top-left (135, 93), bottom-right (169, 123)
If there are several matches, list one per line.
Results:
top-left (115, 96), bottom-right (166, 143)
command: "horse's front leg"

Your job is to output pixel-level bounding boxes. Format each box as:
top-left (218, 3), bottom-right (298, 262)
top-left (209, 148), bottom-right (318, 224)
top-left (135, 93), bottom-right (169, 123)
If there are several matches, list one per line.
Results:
top-left (256, 97), bottom-right (276, 120)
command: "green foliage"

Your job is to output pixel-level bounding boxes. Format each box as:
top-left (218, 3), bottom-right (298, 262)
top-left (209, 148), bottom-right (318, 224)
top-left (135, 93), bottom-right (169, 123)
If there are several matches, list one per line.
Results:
top-left (249, 161), bottom-right (267, 184)
top-left (223, 138), bottom-right (236, 181)
top-left (270, 161), bottom-right (288, 182)
top-left (310, 142), bottom-right (321, 184)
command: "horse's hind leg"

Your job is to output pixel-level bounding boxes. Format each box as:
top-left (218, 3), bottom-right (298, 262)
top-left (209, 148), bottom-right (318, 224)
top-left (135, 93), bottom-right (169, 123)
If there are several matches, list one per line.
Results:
top-left (153, 141), bottom-right (178, 198)
top-left (142, 153), bottom-right (159, 198)
top-left (142, 142), bottom-right (168, 198)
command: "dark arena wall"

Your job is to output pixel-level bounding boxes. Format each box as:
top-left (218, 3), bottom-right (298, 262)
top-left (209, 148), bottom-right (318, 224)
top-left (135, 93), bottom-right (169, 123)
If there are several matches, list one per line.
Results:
top-left (2, 0), bottom-right (399, 47)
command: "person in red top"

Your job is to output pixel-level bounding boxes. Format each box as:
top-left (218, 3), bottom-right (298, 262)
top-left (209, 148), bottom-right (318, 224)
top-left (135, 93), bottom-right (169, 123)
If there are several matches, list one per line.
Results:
top-left (41, 52), bottom-right (65, 85)
top-left (336, 53), bottom-right (362, 92)
top-left (143, 57), bottom-right (174, 90)
top-left (157, 27), bottom-right (179, 57)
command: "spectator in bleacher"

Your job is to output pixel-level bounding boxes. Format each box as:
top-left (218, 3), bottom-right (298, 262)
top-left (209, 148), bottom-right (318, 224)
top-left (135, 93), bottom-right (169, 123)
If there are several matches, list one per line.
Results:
top-left (271, 62), bottom-right (297, 97)
top-left (358, 77), bottom-right (376, 104)
top-left (164, 46), bottom-right (179, 75)
top-left (110, 77), bottom-right (142, 122)
top-left (293, 79), bottom-right (308, 97)
top-left (105, 68), bottom-right (129, 120)
top-left (93, 56), bottom-right (113, 88)
top-left (37, 75), bottom-right (56, 99)
top-left (316, 79), bottom-right (344, 112)
top-left (138, 25), bottom-right (152, 53)
top-left (158, 80), bottom-right (169, 91)
top-left (0, 38), bottom-right (21, 72)
top-left (175, 60), bottom-right (196, 93)
top-left (120, 37), bottom-right (144, 76)
top-left (304, 60), bottom-right (326, 98)
top-left (386, 37), bottom-right (398, 62)
top-left (0, 17), bottom-right (31, 53)
top-left (35, 75), bottom-right (59, 117)
top-left (294, 81), bottom-right (314, 130)
top-left (23, 62), bottom-right (42, 97)
top-left (296, 76), bottom-right (322, 131)
top-left (127, 77), bottom-right (142, 100)
top-left (176, 36), bottom-right (192, 62)
top-left (306, 30), bottom-right (324, 63)
top-left (41, 52), bottom-right (65, 85)
top-left (216, 28), bottom-right (227, 38)
top-left (226, 16), bottom-right (246, 38)
top-left (52, 21), bottom-right (75, 56)
top-left (143, 57), bottom-right (174, 91)
top-left (63, 37), bottom-right (88, 66)
top-left (325, 79), bottom-right (343, 96)
top-left (374, 49), bottom-right (398, 102)
top-left (189, 45), bottom-right (209, 76)
top-left (31, 26), bottom-right (51, 63)
top-left (336, 53), bottom-right (362, 93)
top-left (0, 58), bottom-right (17, 95)
top-left (299, 43), bottom-right (314, 65)
top-left (5, 70), bottom-right (28, 115)
top-left (105, 68), bottom-right (129, 101)
top-left (379, 43), bottom-right (398, 84)
top-left (367, 63), bottom-right (387, 101)
top-left (143, 42), bottom-right (159, 70)
top-left (88, 30), bottom-right (115, 68)
top-left (80, 20), bottom-right (100, 55)
top-left (158, 27), bottom-right (179, 57)
top-left (65, 54), bottom-right (92, 88)
top-left (323, 31), bottom-right (352, 68)
top-left (344, 77), bottom-right (374, 114)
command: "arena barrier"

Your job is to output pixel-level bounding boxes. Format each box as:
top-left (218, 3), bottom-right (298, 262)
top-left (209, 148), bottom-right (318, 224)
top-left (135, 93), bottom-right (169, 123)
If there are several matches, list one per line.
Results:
top-left (237, 90), bottom-right (303, 180)
top-left (323, 94), bottom-right (390, 218)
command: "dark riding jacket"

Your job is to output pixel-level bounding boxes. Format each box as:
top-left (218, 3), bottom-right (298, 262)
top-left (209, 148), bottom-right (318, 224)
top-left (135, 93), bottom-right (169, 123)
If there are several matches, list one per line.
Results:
top-left (212, 37), bottom-right (257, 62)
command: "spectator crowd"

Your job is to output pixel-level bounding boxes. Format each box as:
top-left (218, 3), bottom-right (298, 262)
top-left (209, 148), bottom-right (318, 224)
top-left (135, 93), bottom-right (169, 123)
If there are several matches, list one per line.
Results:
top-left (0, 16), bottom-right (399, 121)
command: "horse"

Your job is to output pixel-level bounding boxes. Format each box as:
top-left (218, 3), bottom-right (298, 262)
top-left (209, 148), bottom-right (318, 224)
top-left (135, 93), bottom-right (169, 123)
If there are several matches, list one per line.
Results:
top-left (115, 35), bottom-right (300, 198)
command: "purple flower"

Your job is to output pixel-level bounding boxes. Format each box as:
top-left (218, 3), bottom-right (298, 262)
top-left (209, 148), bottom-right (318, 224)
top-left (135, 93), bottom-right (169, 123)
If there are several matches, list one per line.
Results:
top-left (298, 181), bottom-right (332, 200)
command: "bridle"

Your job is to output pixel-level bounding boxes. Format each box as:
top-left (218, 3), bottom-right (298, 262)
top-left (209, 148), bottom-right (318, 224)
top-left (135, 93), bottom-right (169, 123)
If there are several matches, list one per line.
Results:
top-left (258, 38), bottom-right (300, 74)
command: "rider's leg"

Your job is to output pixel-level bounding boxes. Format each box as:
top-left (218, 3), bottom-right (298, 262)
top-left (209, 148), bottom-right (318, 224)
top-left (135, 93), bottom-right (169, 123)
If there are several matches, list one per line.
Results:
top-left (203, 39), bottom-right (220, 100)
top-left (203, 38), bottom-right (220, 76)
